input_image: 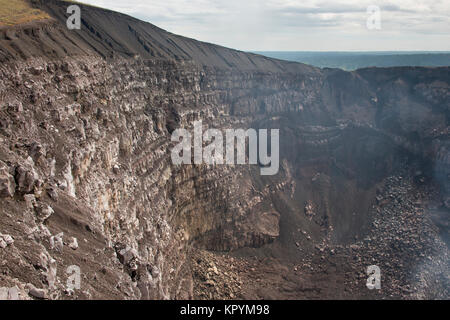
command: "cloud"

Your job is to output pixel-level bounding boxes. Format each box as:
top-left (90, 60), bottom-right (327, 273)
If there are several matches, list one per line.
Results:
top-left (79, 0), bottom-right (450, 51)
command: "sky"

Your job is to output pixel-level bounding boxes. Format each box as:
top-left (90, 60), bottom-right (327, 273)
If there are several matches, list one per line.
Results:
top-left (79, 0), bottom-right (450, 51)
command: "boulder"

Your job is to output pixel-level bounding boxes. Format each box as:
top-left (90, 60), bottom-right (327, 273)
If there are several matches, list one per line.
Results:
top-left (117, 246), bottom-right (139, 266)
top-left (46, 187), bottom-right (59, 201)
top-left (0, 234), bottom-right (14, 248)
top-left (50, 232), bottom-right (64, 252)
top-left (68, 237), bottom-right (79, 250)
top-left (15, 165), bottom-right (38, 194)
top-left (115, 243), bottom-right (140, 278)
top-left (27, 284), bottom-right (47, 299)
top-left (23, 194), bottom-right (36, 209)
top-left (35, 203), bottom-right (54, 221)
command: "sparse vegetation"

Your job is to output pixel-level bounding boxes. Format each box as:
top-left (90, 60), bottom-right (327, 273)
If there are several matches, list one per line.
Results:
top-left (0, 0), bottom-right (51, 26)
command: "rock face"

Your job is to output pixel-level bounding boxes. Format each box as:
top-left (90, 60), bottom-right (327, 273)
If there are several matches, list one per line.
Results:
top-left (0, 0), bottom-right (448, 300)
top-left (0, 164), bottom-right (15, 198)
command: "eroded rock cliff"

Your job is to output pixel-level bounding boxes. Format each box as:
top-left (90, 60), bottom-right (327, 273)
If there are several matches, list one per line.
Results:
top-left (0, 0), bottom-right (448, 299)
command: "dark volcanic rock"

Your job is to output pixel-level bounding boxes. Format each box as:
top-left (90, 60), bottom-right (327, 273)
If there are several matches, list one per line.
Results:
top-left (0, 0), bottom-right (448, 300)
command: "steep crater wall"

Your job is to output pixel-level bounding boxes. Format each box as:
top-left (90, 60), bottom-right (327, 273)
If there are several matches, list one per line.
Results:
top-left (0, 1), bottom-right (448, 300)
